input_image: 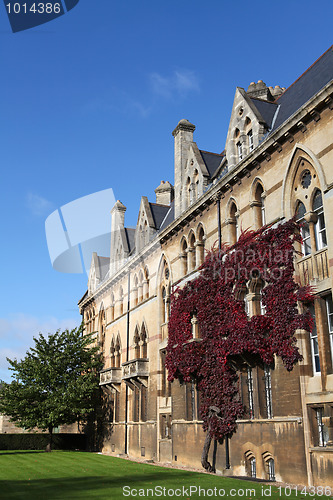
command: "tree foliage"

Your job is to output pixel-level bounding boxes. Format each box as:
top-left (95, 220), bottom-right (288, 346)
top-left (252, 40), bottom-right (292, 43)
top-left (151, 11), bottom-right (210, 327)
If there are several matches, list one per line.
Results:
top-left (166, 219), bottom-right (314, 470)
top-left (0, 325), bottom-right (102, 447)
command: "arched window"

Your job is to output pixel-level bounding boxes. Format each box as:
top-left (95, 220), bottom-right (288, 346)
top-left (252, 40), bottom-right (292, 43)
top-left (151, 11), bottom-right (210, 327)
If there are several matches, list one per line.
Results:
top-left (250, 457), bottom-right (256, 478)
top-left (229, 202), bottom-right (239, 245)
top-left (248, 129), bottom-right (254, 152)
top-left (313, 189), bottom-right (327, 250)
top-left (296, 201), bottom-right (311, 256)
top-left (267, 458), bottom-right (275, 481)
top-left (187, 177), bottom-right (191, 207)
top-left (181, 239), bottom-right (188, 275)
top-left (138, 271), bottom-right (143, 303)
top-left (115, 335), bottom-right (121, 367)
top-left (197, 226), bottom-right (205, 266)
top-left (188, 232), bottom-right (196, 271)
top-left (253, 183), bottom-right (265, 228)
top-left (143, 266), bottom-right (149, 299)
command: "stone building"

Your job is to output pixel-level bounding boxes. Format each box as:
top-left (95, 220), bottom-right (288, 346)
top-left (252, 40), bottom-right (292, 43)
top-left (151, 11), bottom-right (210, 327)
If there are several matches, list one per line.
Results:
top-left (78, 46), bottom-right (333, 486)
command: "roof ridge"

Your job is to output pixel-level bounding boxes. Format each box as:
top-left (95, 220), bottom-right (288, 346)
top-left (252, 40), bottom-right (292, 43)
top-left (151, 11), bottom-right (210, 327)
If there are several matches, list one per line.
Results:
top-left (149, 202), bottom-right (170, 208)
top-left (250, 96), bottom-right (278, 104)
top-left (200, 149), bottom-right (224, 156)
top-left (274, 45), bottom-right (333, 103)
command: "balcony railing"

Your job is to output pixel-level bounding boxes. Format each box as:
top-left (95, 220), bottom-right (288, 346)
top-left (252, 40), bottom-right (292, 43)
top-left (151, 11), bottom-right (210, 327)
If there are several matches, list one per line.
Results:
top-left (122, 359), bottom-right (149, 388)
top-left (297, 248), bottom-right (330, 286)
top-left (99, 367), bottom-right (121, 386)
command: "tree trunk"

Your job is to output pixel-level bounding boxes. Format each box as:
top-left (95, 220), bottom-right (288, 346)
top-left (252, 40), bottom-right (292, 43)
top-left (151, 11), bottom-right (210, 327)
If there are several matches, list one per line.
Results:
top-left (201, 426), bottom-right (216, 473)
top-left (45, 426), bottom-right (53, 452)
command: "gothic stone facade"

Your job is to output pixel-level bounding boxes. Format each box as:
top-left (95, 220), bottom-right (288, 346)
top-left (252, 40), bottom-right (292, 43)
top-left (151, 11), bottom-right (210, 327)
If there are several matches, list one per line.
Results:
top-left (78, 47), bottom-right (333, 486)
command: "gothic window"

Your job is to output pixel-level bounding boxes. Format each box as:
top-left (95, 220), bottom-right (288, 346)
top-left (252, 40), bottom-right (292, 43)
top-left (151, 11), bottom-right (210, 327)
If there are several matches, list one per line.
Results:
top-left (324, 294), bottom-right (333, 363)
top-left (309, 304), bottom-right (321, 375)
top-left (267, 458), bottom-right (275, 481)
top-left (313, 190), bottom-right (327, 250)
top-left (181, 238), bottom-right (188, 275)
top-left (250, 457), bottom-right (256, 478)
top-left (315, 407), bottom-right (329, 447)
top-left (160, 349), bottom-right (171, 398)
top-left (247, 367), bottom-right (254, 419)
top-left (143, 266), bottom-right (149, 299)
top-left (253, 182), bottom-right (265, 228)
top-left (296, 201), bottom-right (311, 256)
top-left (229, 201), bottom-right (239, 245)
top-left (188, 232), bottom-right (196, 271)
top-left (162, 287), bottom-right (168, 324)
top-left (264, 366), bottom-right (273, 419)
top-left (197, 226), bottom-right (205, 266)
top-left (237, 141), bottom-right (243, 161)
top-left (187, 177), bottom-right (191, 207)
top-left (115, 336), bottom-right (121, 367)
top-left (248, 129), bottom-right (254, 152)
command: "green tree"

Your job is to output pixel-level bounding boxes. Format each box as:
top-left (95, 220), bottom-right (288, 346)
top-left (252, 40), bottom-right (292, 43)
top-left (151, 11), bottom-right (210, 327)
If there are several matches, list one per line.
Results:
top-left (0, 324), bottom-right (102, 450)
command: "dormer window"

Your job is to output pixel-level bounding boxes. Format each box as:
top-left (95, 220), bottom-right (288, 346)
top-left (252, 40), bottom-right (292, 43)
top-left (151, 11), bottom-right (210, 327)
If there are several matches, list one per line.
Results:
top-left (248, 130), bottom-right (254, 152)
top-left (237, 142), bottom-right (243, 161)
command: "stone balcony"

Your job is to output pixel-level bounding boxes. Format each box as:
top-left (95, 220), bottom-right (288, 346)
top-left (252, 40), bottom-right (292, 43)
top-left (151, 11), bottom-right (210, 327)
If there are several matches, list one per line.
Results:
top-left (99, 367), bottom-right (121, 387)
top-left (122, 359), bottom-right (149, 389)
top-left (297, 248), bottom-right (329, 286)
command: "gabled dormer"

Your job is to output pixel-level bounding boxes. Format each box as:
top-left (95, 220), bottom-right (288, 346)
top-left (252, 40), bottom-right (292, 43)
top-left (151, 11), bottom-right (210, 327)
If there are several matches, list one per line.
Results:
top-left (225, 83), bottom-right (281, 169)
top-left (135, 191), bottom-right (171, 253)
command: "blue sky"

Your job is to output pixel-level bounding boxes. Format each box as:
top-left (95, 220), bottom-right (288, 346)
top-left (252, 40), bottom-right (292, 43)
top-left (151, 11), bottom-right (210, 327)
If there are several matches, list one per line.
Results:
top-left (0, 0), bottom-right (332, 381)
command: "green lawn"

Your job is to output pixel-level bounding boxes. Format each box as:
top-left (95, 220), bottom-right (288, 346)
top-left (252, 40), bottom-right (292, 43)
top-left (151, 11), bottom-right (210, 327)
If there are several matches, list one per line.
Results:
top-left (0, 451), bottom-right (331, 500)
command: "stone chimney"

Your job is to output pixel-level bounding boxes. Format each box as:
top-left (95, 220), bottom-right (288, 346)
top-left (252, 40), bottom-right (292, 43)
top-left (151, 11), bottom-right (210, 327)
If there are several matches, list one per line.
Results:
top-left (155, 181), bottom-right (174, 205)
top-left (172, 119), bottom-right (196, 219)
top-left (247, 80), bottom-right (285, 101)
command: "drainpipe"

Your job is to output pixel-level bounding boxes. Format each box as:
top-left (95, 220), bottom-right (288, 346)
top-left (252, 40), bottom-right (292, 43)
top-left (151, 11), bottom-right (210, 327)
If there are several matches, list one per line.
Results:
top-left (216, 193), bottom-right (230, 469)
top-left (217, 195), bottom-right (222, 253)
top-left (124, 271), bottom-right (130, 455)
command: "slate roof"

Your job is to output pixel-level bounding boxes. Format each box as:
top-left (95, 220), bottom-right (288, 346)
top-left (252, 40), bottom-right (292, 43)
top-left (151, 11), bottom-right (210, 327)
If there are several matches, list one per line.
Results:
top-left (97, 256), bottom-right (110, 281)
top-left (159, 201), bottom-right (175, 232)
top-left (200, 150), bottom-right (225, 178)
top-left (125, 228), bottom-right (136, 253)
top-left (250, 97), bottom-right (278, 128)
top-left (149, 203), bottom-right (171, 229)
top-left (271, 45), bottom-right (333, 131)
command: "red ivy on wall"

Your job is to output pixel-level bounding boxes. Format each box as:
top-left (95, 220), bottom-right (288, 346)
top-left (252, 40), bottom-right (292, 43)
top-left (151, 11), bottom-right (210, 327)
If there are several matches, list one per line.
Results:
top-left (166, 219), bottom-right (313, 440)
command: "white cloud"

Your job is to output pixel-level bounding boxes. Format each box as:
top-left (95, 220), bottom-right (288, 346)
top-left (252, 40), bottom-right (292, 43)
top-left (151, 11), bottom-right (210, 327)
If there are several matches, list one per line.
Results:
top-left (150, 69), bottom-right (200, 99)
top-left (0, 314), bottom-right (80, 383)
top-left (26, 192), bottom-right (54, 216)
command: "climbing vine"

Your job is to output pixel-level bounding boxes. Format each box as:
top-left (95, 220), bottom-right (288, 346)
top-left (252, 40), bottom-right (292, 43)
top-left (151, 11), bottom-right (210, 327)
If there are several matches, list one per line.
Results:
top-left (166, 219), bottom-right (313, 453)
